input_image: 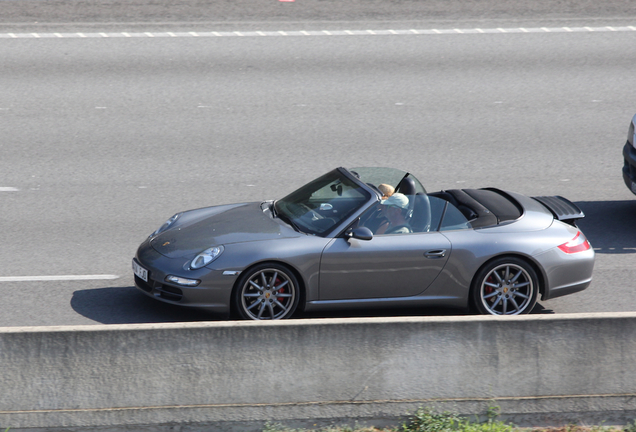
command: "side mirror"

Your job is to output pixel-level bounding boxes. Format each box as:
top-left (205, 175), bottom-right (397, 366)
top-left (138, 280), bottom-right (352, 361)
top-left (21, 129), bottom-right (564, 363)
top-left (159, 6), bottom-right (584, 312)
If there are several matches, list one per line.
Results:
top-left (345, 226), bottom-right (373, 241)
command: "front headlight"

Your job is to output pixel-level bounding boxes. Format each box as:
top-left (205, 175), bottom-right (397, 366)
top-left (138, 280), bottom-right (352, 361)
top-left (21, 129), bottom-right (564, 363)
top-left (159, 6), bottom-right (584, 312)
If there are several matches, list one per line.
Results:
top-left (190, 246), bottom-right (224, 270)
top-left (150, 213), bottom-right (182, 238)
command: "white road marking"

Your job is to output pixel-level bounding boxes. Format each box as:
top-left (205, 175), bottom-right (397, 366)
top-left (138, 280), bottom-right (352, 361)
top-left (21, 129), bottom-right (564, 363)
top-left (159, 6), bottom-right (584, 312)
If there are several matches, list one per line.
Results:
top-left (0, 25), bottom-right (634, 39)
top-left (0, 275), bottom-right (120, 282)
top-left (0, 187), bottom-right (19, 191)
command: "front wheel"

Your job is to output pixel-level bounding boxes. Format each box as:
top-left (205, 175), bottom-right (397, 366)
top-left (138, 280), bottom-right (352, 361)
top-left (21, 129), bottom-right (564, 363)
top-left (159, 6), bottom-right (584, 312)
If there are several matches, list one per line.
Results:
top-left (233, 263), bottom-right (300, 320)
top-left (471, 257), bottom-right (539, 315)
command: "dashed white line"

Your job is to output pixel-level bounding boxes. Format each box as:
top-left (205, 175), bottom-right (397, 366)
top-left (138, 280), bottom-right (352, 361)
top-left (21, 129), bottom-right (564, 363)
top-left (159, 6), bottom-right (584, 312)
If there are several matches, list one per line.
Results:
top-left (0, 187), bottom-right (19, 192)
top-left (0, 275), bottom-right (120, 282)
top-left (0, 25), bottom-right (634, 39)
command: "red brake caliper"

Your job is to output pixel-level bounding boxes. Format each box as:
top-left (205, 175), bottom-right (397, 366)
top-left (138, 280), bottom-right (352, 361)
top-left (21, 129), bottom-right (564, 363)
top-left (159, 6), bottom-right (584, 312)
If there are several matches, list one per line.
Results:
top-left (275, 277), bottom-right (285, 301)
top-left (485, 276), bottom-right (494, 303)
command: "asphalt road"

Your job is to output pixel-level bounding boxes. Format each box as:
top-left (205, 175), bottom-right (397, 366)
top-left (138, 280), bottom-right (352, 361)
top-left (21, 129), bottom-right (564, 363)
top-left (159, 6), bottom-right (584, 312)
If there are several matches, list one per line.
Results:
top-left (1, 2), bottom-right (636, 326)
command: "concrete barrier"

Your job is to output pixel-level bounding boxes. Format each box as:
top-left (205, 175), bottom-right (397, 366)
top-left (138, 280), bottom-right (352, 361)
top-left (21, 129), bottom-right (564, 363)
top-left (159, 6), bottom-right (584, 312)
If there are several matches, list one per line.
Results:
top-left (2, 313), bottom-right (636, 431)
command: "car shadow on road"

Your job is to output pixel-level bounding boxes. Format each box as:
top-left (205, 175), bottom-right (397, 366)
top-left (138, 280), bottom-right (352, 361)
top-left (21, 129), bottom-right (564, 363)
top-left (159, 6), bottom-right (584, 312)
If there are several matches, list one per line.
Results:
top-left (71, 286), bottom-right (473, 324)
top-left (71, 287), bottom-right (224, 324)
top-left (575, 200), bottom-right (636, 254)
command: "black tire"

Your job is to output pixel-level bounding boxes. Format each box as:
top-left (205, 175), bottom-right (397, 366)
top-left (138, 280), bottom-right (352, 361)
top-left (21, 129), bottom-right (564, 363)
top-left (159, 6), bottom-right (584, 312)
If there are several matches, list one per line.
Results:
top-left (471, 257), bottom-right (539, 315)
top-left (233, 263), bottom-right (300, 320)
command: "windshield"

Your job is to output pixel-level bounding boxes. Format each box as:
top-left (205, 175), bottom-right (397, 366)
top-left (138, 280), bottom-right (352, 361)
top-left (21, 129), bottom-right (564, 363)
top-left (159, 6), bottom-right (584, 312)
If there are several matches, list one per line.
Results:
top-left (274, 169), bottom-right (372, 236)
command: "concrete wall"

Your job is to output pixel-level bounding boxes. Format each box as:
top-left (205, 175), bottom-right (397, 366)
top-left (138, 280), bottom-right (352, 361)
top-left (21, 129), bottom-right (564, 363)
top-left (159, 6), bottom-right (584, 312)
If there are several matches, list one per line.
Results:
top-left (1, 313), bottom-right (636, 431)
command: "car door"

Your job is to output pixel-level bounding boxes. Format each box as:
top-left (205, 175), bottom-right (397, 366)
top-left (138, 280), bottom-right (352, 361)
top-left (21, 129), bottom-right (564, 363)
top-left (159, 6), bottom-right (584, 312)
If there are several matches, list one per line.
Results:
top-left (318, 231), bottom-right (451, 300)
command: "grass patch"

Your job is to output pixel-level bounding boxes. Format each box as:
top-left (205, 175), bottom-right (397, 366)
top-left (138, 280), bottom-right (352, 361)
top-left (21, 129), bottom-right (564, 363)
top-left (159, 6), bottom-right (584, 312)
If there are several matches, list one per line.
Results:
top-left (261, 408), bottom-right (632, 432)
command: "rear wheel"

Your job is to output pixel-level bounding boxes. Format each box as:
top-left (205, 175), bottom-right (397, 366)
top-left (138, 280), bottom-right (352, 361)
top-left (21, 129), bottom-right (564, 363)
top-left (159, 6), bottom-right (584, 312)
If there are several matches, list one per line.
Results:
top-left (233, 263), bottom-right (300, 320)
top-left (472, 257), bottom-right (538, 315)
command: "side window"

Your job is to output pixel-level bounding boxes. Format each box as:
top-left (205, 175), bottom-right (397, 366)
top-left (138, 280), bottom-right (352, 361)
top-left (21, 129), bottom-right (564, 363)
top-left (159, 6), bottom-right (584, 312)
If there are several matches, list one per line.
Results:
top-left (440, 203), bottom-right (472, 231)
top-left (425, 196), bottom-right (446, 232)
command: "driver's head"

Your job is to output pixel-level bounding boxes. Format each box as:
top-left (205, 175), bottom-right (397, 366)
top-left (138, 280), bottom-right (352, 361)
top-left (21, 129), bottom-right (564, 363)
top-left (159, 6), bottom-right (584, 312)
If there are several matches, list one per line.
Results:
top-left (378, 183), bottom-right (395, 200)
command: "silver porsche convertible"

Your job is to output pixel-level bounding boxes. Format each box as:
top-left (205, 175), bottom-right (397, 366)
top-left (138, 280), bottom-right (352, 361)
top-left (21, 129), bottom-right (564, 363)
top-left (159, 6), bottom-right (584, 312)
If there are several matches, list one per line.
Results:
top-left (133, 167), bottom-right (594, 319)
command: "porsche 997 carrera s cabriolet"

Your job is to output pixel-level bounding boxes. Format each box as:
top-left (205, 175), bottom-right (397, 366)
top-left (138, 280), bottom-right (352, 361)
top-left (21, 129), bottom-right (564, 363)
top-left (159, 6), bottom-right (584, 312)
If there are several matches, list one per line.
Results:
top-left (133, 167), bottom-right (594, 320)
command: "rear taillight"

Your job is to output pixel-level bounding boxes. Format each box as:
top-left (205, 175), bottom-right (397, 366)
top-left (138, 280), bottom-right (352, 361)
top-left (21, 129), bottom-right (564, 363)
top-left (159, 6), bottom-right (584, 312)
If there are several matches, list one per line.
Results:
top-left (557, 231), bottom-right (591, 254)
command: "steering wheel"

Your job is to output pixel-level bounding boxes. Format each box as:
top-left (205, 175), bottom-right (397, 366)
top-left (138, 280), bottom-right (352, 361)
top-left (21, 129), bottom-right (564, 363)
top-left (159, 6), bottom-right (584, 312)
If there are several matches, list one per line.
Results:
top-left (297, 204), bottom-right (323, 221)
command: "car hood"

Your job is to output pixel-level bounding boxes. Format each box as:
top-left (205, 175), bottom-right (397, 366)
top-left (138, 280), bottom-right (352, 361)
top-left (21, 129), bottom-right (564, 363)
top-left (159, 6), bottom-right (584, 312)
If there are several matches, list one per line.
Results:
top-left (150, 202), bottom-right (302, 259)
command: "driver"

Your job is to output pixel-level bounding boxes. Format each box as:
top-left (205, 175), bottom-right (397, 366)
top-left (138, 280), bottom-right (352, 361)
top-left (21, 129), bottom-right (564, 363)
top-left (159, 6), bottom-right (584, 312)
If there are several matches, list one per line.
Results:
top-left (376, 193), bottom-right (412, 235)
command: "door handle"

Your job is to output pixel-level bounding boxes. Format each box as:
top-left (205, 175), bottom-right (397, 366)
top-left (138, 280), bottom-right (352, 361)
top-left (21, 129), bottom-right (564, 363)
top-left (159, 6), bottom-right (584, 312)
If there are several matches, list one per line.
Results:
top-left (424, 249), bottom-right (446, 258)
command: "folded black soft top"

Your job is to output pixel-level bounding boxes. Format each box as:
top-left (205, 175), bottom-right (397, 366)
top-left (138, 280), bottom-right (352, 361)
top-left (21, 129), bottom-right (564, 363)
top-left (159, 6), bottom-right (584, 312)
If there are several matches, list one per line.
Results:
top-left (432, 188), bottom-right (523, 228)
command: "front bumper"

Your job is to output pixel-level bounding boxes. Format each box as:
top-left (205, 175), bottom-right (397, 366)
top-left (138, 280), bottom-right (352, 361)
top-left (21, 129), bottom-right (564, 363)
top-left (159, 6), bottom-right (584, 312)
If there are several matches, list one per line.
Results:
top-left (622, 141), bottom-right (636, 195)
top-left (132, 244), bottom-right (237, 313)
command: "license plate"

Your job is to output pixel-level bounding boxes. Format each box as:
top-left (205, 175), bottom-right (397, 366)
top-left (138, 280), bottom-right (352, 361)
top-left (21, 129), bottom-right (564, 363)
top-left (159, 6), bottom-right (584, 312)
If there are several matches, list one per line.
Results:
top-left (132, 260), bottom-right (148, 282)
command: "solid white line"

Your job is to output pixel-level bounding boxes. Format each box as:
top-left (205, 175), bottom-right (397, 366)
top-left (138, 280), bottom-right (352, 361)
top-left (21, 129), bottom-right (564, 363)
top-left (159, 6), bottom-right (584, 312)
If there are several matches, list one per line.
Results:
top-left (0, 275), bottom-right (120, 282)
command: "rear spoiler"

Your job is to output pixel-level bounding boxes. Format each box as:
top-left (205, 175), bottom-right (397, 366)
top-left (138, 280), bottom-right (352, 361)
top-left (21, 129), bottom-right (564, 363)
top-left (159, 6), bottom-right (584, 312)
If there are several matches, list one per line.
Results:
top-left (532, 196), bottom-right (585, 223)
